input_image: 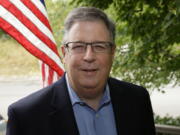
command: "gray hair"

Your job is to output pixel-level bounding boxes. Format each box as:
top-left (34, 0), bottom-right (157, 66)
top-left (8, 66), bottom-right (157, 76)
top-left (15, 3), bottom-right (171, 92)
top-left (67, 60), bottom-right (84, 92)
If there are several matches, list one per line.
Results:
top-left (63, 7), bottom-right (116, 44)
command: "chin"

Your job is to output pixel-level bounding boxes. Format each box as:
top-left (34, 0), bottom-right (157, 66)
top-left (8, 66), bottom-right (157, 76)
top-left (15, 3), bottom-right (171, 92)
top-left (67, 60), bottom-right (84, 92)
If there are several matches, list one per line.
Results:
top-left (81, 83), bottom-right (98, 89)
top-left (81, 90), bottom-right (102, 99)
top-left (81, 79), bottom-right (99, 86)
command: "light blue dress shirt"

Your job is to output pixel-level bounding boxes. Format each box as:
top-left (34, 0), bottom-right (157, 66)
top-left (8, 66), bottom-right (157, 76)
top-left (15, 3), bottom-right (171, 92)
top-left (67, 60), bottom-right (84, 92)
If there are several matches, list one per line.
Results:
top-left (66, 75), bottom-right (117, 135)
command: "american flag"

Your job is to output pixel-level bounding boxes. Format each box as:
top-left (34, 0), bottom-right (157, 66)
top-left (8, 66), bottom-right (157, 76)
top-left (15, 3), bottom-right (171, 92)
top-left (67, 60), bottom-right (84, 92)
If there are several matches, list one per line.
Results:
top-left (0, 0), bottom-right (64, 86)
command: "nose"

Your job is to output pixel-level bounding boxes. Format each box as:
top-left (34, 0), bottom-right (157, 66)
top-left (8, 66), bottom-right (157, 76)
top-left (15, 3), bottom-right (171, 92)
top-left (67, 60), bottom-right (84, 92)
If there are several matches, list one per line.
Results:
top-left (83, 45), bottom-right (96, 62)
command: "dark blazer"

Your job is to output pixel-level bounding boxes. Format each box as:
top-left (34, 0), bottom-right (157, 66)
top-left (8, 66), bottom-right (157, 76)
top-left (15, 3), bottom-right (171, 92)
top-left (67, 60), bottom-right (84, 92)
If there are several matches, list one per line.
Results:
top-left (6, 74), bottom-right (156, 135)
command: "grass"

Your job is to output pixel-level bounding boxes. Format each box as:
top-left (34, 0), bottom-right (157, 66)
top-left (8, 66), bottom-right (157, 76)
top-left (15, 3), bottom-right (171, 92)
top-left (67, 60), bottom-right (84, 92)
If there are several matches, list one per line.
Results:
top-left (0, 39), bottom-right (40, 77)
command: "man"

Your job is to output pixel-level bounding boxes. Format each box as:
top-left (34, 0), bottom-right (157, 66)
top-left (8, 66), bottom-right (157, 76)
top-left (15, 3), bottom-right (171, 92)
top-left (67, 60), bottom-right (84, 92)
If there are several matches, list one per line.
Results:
top-left (6, 7), bottom-right (156, 135)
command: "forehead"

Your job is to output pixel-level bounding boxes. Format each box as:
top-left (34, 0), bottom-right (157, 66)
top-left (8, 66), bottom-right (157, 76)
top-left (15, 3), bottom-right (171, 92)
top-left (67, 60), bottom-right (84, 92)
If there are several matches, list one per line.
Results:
top-left (65, 21), bottom-right (111, 42)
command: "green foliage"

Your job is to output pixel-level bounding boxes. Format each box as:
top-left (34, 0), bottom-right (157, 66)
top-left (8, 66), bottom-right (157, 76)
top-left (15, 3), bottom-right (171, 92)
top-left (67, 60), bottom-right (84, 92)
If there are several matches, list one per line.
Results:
top-left (155, 114), bottom-right (180, 126)
top-left (1, 0), bottom-right (178, 90)
top-left (70, 0), bottom-right (111, 9)
top-left (45, 0), bottom-right (73, 48)
top-left (70, 0), bottom-right (180, 91)
top-left (155, 114), bottom-right (180, 135)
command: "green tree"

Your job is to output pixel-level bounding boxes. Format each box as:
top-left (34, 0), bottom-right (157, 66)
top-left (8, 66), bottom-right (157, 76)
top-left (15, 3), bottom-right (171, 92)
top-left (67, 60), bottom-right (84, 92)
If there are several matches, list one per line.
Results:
top-left (0, 0), bottom-right (179, 91)
top-left (69, 0), bottom-right (180, 91)
top-left (45, 0), bottom-right (73, 47)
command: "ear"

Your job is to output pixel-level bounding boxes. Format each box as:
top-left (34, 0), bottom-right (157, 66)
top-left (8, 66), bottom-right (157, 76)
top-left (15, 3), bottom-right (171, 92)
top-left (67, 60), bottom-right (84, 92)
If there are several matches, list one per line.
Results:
top-left (111, 45), bottom-right (116, 59)
top-left (61, 45), bottom-right (66, 57)
top-left (61, 46), bottom-right (67, 64)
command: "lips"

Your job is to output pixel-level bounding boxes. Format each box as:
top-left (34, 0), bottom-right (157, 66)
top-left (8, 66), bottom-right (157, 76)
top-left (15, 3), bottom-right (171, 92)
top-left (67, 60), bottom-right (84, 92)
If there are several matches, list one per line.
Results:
top-left (81, 69), bottom-right (97, 76)
top-left (82, 69), bottom-right (97, 72)
top-left (80, 67), bottom-right (98, 73)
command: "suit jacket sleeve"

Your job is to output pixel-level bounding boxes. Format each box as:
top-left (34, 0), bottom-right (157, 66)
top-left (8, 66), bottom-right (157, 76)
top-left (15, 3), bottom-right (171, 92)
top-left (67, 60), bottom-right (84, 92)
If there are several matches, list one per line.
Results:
top-left (109, 78), bottom-right (156, 135)
top-left (142, 87), bottom-right (156, 135)
top-left (6, 105), bottom-right (22, 135)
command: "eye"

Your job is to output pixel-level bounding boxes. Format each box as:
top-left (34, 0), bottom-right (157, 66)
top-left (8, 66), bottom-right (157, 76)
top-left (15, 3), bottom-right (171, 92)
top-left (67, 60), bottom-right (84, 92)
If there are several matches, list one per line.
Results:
top-left (93, 43), bottom-right (107, 51)
top-left (71, 45), bottom-right (83, 49)
top-left (71, 43), bottom-right (85, 52)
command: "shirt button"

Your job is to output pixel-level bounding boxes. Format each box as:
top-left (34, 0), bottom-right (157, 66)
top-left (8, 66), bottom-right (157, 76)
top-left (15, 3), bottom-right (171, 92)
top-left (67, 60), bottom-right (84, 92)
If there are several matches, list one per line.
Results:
top-left (96, 114), bottom-right (99, 118)
top-left (79, 102), bottom-right (85, 106)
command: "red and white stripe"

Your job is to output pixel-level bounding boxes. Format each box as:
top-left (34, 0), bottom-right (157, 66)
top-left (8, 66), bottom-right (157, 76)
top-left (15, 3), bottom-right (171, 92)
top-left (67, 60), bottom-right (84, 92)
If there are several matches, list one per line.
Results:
top-left (0, 0), bottom-right (64, 86)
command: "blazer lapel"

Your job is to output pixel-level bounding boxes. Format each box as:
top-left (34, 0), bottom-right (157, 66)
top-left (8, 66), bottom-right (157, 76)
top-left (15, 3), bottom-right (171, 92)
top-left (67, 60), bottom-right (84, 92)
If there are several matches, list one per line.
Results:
top-left (48, 75), bottom-right (79, 135)
top-left (108, 78), bottom-right (130, 135)
top-left (109, 78), bottom-right (146, 135)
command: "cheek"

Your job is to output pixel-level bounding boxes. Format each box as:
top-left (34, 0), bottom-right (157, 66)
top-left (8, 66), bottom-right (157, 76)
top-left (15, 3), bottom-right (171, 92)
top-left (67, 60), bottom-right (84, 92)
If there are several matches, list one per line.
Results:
top-left (100, 55), bottom-right (113, 66)
top-left (64, 55), bottom-right (72, 70)
top-left (64, 55), bottom-right (79, 69)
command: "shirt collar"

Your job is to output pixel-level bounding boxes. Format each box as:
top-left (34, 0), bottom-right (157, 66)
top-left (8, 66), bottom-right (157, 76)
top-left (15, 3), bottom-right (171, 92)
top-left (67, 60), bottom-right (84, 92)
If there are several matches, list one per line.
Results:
top-left (65, 74), bottom-right (111, 107)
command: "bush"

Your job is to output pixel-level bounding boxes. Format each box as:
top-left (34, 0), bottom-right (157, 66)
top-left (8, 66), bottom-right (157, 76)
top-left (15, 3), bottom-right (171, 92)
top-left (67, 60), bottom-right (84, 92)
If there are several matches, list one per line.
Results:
top-left (155, 114), bottom-right (180, 126)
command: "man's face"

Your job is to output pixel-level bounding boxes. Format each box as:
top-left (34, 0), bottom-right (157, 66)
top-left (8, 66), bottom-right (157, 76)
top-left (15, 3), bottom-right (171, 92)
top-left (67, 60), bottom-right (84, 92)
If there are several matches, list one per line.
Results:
top-left (62, 21), bottom-right (115, 99)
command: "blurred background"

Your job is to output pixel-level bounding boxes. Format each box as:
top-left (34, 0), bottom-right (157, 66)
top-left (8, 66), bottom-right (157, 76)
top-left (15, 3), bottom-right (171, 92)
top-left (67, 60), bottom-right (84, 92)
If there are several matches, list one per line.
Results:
top-left (0, 0), bottom-right (180, 134)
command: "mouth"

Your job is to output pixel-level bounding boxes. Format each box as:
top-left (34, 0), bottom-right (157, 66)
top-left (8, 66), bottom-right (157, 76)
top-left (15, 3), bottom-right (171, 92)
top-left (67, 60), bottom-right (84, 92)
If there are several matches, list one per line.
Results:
top-left (82, 69), bottom-right (98, 72)
top-left (81, 68), bottom-right (98, 74)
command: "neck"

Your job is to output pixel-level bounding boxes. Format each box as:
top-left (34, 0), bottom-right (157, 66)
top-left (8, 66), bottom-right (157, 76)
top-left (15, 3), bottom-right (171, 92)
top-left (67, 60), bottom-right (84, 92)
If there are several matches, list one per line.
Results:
top-left (81, 93), bottom-right (103, 110)
top-left (65, 74), bottom-right (106, 110)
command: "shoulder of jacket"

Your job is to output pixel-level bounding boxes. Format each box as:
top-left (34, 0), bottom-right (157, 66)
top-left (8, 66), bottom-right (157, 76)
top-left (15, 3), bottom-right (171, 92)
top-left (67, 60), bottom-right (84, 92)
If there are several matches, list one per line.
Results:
top-left (108, 77), bottom-right (149, 95)
top-left (8, 78), bottom-right (64, 113)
